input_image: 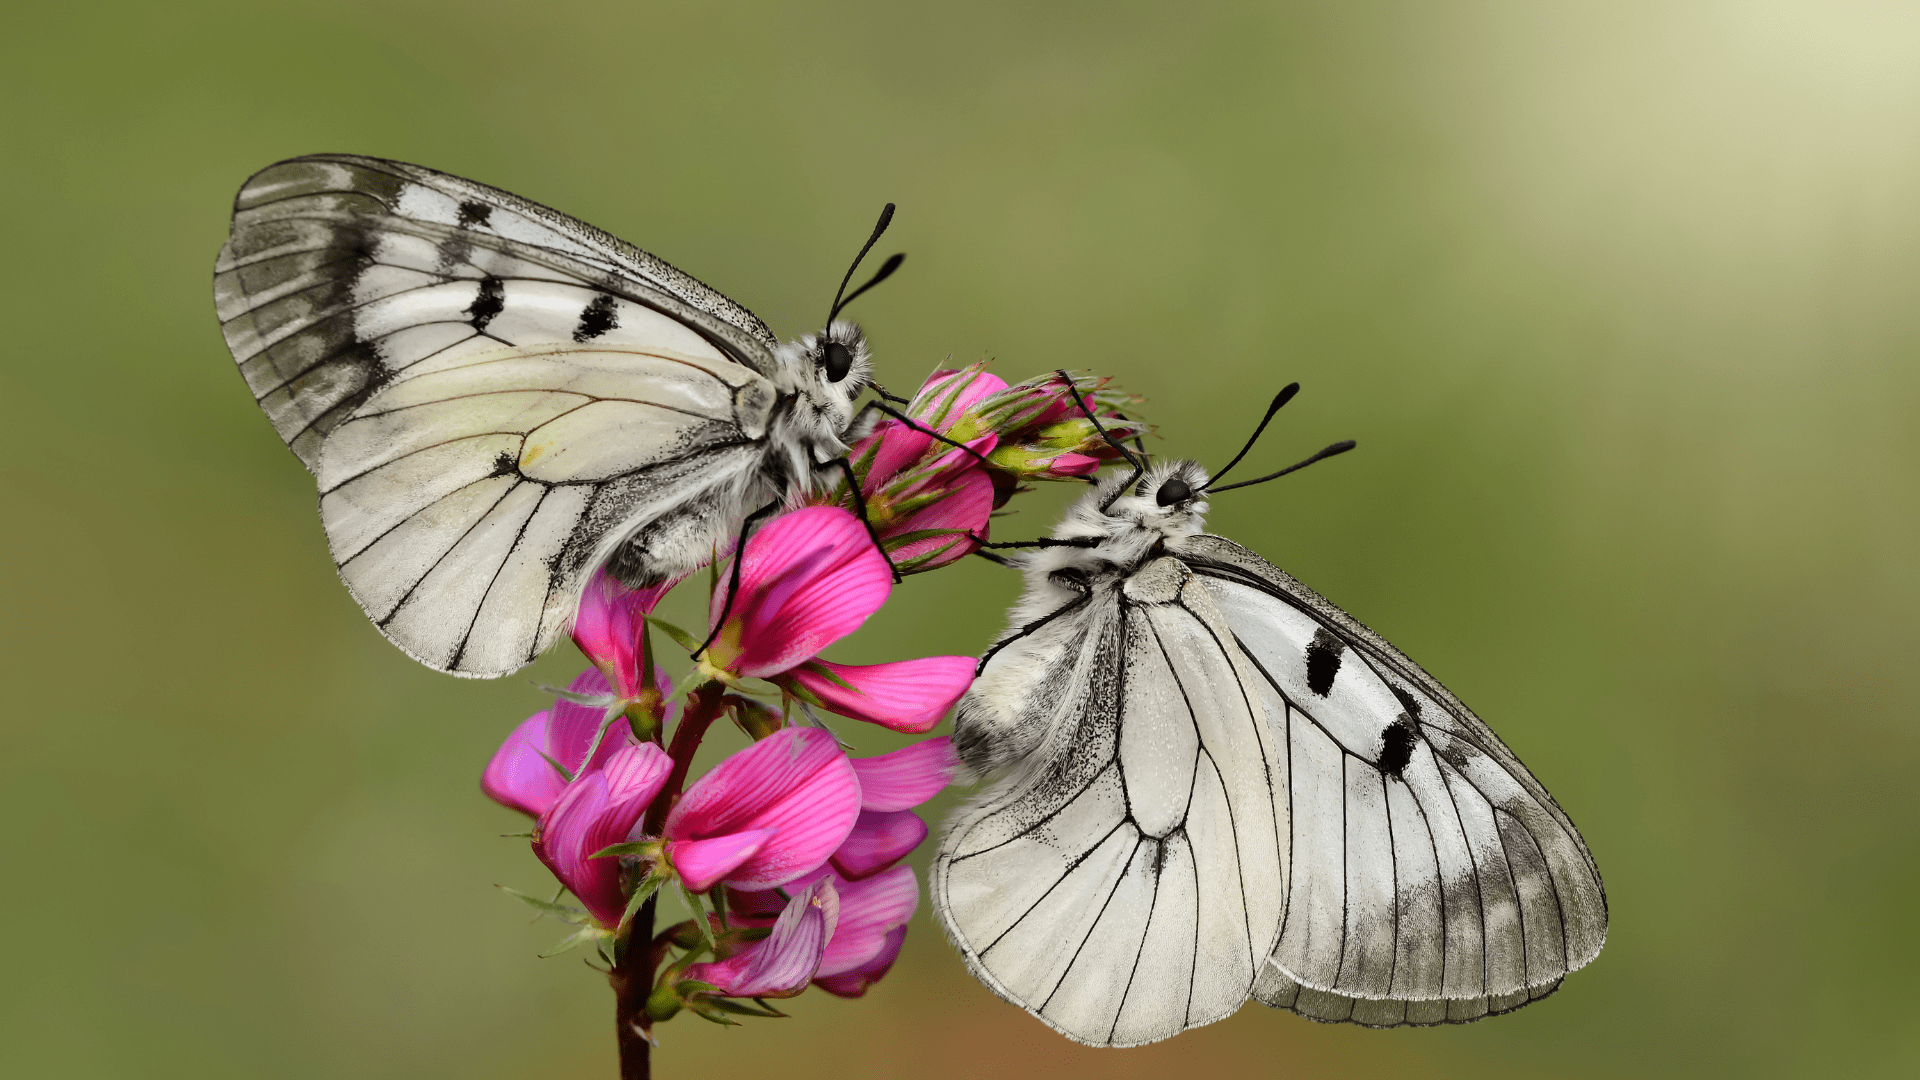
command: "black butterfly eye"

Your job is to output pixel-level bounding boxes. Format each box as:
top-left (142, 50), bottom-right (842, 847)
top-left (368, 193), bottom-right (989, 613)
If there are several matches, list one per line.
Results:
top-left (1155, 477), bottom-right (1192, 506)
top-left (821, 341), bottom-right (854, 383)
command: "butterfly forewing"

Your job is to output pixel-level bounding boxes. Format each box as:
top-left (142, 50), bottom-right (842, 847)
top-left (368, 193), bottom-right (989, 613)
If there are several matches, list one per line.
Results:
top-left (1172, 533), bottom-right (1607, 1017)
top-left (214, 154), bottom-right (820, 677)
top-left (215, 154), bottom-right (780, 470)
top-left (936, 557), bottom-right (1286, 1047)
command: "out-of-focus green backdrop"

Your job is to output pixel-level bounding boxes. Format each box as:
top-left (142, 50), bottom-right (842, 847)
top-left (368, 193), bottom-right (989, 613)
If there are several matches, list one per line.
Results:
top-left (4, 2), bottom-right (1916, 1077)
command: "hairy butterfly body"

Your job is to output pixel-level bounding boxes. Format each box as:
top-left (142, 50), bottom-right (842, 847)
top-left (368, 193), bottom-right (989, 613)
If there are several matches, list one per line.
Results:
top-left (215, 155), bottom-right (886, 677)
top-left (934, 450), bottom-right (1607, 1046)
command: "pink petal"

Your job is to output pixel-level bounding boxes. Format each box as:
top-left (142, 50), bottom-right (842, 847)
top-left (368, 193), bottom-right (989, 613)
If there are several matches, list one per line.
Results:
top-left (885, 469), bottom-right (995, 570)
top-left (815, 925), bottom-right (906, 998)
top-left (481, 711), bottom-right (567, 818)
top-left (910, 367), bottom-right (1008, 429)
top-left (789, 658), bottom-right (975, 734)
top-left (572, 566), bottom-right (676, 699)
top-left (1043, 451), bottom-right (1102, 478)
top-left (850, 736), bottom-right (962, 810)
top-left (531, 743), bottom-right (672, 926)
top-left (667, 829), bottom-right (776, 894)
top-left (852, 420), bottom-right (934, 493)
top-left (712, 507), bottom-right (893, 677)
top-left (683, 877), bottom-right (838, 998)
top-left (664, 728), bottom-right (862, 890)
top-left (816, 864), bottom-right (919, 978)
top-left (546, 669), bottom-right (638, 780)
top-left (830, 809), bottom-right (928, 880)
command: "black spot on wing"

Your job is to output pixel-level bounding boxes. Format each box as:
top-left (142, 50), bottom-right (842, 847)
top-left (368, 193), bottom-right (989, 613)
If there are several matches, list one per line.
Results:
top-left (572, 292), bottom-right (619, 342)
top-left (1377, 719), bottom-right (1418, 779)
top-left (490, 451), bottom-right (520, 478)
top-left (456, 200), bottom-right (493, 228)
top-left (1306, 627), bottom-right (1344, 697)
top-left (466, 275), bottom-right (506, 331)
top-left (1389, 682), bottom-right (1424, 721)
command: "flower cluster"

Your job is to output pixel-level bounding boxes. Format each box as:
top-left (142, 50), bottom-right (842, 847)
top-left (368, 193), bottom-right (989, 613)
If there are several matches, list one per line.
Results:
top-left (478, 364), bottom-right (1144, 1064)
top-left (813, 364), bottom-right (1148, 571)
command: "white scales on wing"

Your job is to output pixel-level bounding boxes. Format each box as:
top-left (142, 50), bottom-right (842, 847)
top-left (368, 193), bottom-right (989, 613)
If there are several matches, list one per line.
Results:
top-left (214, 154), bottom-right (895, 677)
top-left (936, 443), bottom-right (1606, 1045)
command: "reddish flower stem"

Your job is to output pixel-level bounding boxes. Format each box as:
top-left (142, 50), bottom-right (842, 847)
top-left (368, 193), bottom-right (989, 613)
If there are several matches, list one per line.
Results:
top-left (610, 683), bottom-right (727, 1078)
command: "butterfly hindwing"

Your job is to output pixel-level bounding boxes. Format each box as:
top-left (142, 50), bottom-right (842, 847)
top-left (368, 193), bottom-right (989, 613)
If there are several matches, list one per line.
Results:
top-left (316, 342), bottom-right (776, 677)
top-left (1174, 533), bottom-right (1607, 1021)
top-left (936, 557), bottom-right (1286, 1047)
top-left (215, 154), bottom-right (779, 470)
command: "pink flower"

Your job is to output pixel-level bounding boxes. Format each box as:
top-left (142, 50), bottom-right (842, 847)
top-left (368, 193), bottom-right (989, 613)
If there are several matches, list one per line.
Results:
top-left (784, 657), bottom-right (976, 734)
top-left (663, 727), bottom-right (862, 892)
top-left (482, 668), bottom-right (640, 819)
top-left (572, 567), bottom-right (677, 701)
top-left (850, 736), bottom-right (962, 810)
top-left (965, 370), bottom-right (1150, 485)
top-left (728, 864), bottom-right (920, 999)
top-left (701, 506), bottom-right (976, 733)
top-left (702, 506), bottom-right (892, 679)
top-left (682, 877), bottom-right (839, 998)
top-left (530, 743), bottom-right (672, 927)
top-left (832, 737), bottom-right (958, 879)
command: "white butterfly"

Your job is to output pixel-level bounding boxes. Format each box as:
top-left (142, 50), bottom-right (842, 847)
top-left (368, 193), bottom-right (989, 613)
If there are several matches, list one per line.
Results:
top-left (933, 400), bottom-right (1606, 1046)
top-left (214, 155), bottom-right (900, 677)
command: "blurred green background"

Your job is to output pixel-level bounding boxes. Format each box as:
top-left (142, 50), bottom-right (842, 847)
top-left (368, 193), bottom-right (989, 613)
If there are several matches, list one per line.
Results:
top-left (4, 2), bottom-right (1917, 1077)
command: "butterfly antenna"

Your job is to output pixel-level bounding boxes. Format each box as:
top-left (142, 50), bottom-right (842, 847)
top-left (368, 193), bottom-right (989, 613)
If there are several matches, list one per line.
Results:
top-left (1204, 383), bottom-right (1298, 489)
top-left (828, 204), bottom-right (902, 323)
top-left (1204, 440), bottom-right (1356, 494)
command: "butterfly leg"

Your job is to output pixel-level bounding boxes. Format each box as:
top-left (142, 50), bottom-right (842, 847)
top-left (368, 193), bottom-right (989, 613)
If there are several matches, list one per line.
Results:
top-left (831, 456), bottom-right (902, 584)
top-left (693, 499), bottom-right (785, 661)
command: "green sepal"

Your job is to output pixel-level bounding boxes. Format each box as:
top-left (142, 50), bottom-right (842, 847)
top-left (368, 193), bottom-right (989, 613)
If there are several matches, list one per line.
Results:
top-left (590, 841), bottom-right (660, 860)
top-left (645, 982), bottom-right (685, 1022)
top-left (646, 617), bottom-right (701, 654)
top-left (497, 885), bottom-right (586, 923)
top-left (678, 882), bottom-right (716, 954)
top-left (620, 868), bottom-right (670, 926)
top-left (702, 996), bottom-right (788, 1018)
top-left (538, 924), bottom-right (611, 959)
top-left (498, 830), bottom-right (532, 839)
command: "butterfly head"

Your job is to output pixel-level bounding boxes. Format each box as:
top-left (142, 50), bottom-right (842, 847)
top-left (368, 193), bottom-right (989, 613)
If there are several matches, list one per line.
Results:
top-left (774, 319), bottom-right (874, 440)
top-left (1030, 459), bottom-right (1212, 577)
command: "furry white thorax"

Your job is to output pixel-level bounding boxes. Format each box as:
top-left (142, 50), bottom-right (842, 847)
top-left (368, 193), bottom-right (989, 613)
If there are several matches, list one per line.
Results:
top-left (1003, 459), bottom-right (1212, 626)
top-left (768, 319), bottom-right (878, 491)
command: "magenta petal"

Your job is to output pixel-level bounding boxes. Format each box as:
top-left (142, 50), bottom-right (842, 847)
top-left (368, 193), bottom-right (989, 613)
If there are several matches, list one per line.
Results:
top-left (815, 925), bottom-right (907, 998)
top-left (482, 711), bottom-right (567, 818)
top-left (683, 877), bottom-right (838, 998)
top-left (885, 469), bottom-right (996, 569)
top-left (830, 809), bottom-right (928, 880)
top-left (791, 658), bottom-right (974, 734)
top-left (711, 507), bottom-right (893, 678)
top-left (816, 864), bottom-right (918, 978)
top-left (850, 736), bottom-right (962, 810)
top-left (531, 743), bottom-right (672, 926)
top-left (664, 728), bottom-right (862, 890)
top-left (547, 669), bottom-right (637, 777)
top-left (668, 828), bottom-right (776, 894)
top-left (573, 566), bottom-right (676, 699)
top-left (855, 420), bottom-right (935, 492)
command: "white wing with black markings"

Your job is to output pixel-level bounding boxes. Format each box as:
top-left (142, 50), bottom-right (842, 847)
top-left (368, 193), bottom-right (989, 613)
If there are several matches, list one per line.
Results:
top-left (316, 342), bottom-right (778, 677)
top-left (216, 153), bottom-right (780, 469)
top-left (214, 154), bottom-right (803, 677)
top-left (935, 557), bottom-right (1287, 1047)
top-left (1173, 532), bottom-right (1608, 1027)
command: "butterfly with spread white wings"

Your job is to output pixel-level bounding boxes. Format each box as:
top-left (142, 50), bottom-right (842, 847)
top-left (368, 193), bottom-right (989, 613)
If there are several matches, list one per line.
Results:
top-left (215, 154), bottom-right (908, 677)
top-left (933, 385), bottom-right (1606, 1046)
